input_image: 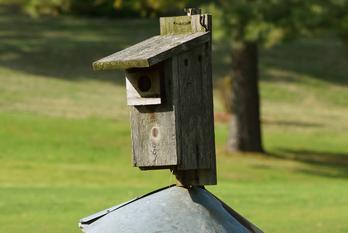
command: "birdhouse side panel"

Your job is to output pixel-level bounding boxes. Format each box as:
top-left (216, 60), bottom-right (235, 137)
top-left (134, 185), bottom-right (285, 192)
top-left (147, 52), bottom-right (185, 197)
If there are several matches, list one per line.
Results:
top-left (173, 43), bottom-right (216, 171)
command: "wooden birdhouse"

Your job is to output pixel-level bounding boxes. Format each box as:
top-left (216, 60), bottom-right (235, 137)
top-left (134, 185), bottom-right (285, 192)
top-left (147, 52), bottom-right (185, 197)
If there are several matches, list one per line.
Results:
top-left (93, 9), bottom-right (216, 186)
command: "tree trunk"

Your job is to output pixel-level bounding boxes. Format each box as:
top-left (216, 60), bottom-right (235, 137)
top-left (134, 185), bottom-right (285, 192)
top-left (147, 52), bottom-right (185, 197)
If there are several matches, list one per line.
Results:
top-left (228, 42), bottom-right (264, 153)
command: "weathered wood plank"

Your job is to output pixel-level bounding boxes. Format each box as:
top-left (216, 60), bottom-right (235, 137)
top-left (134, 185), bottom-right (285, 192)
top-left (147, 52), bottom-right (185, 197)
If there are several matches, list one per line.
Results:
top-left (199, 14), bottom-right (216, 185)
top-left (174, 168), bottom-right (216, 186)
top-left (130, 105), bottom-right (178, 167)
top-left (171, 14), bottom-right (216, 185)
top-left (160, 15), bottom-right (207, 35)
top-left (173, 46), bottom-right (210, 170)
top-left (130, 61), bottom-right (178, 168)
top-left (93, 32), bottom-right (209, 70)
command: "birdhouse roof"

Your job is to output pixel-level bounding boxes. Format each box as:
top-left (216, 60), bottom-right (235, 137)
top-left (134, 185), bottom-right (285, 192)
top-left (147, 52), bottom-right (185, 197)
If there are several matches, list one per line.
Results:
top-left (79, 186), bottom-right (262, 233)
top-left (93, 32), bottom-right (209, 70)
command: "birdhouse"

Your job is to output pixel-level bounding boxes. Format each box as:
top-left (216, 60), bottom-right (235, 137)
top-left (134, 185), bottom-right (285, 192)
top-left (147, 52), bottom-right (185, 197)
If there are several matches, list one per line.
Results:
top-left (93, 10), bottom-right (216, 186)
top-left (80, 9), bottom-right (264, 233)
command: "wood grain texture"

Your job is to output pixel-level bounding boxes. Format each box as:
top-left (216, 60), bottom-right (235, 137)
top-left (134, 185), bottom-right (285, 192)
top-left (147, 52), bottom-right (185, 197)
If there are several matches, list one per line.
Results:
top-left (130, 61), bottom-right (178, 168)
top-left (93, 32), bottom-right (209, 70)
top-left (127, 14), bottom-right (216, 185)
top-left (160, 15), bottom-right (206, 35)
top-left (172, 14), bottom-right (216, 185)
top-left (174, 168), bottom-right (216, 186)
top-left (173, 46), bottom-right (212, 170)
top-left (131, 106), bottom-right (178, 167)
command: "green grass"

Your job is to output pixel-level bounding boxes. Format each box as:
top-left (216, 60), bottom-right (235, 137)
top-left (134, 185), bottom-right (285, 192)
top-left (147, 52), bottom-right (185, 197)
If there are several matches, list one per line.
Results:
top-left (1, 6), bottom-right (348, 233)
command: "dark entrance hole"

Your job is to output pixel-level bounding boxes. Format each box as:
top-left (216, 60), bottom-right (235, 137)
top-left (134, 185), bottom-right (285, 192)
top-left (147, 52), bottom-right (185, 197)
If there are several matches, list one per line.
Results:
top-left (138, 75), bottom-right (152, 92)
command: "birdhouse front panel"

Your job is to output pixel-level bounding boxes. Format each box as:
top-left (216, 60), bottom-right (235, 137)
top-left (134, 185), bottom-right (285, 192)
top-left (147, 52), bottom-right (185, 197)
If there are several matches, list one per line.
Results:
top-left (130, 60), bottom-right (178, 169)
top-left (130, 104), bottom-right (178, 168)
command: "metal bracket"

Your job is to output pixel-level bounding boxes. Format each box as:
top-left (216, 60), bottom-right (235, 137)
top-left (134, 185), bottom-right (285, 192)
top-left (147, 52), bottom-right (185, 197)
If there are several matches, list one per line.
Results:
top-left (200, 14), bottom-right (209, 32)
top-left (184, 8), bottom-right (201, 16)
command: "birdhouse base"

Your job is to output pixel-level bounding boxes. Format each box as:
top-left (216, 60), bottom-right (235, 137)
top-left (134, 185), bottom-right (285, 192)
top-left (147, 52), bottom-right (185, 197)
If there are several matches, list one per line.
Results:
top-left (79, 186), bottom-right (263, 233)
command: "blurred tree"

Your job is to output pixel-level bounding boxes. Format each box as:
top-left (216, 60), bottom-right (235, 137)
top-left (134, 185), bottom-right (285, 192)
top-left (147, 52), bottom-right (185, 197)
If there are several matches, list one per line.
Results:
top-left (113, 0), bottom-right (212, 17)
top-left (328, 1), bottom-right (348, 44)
top-left (23, 0), bottom-right (131, 17)
top-left (24, 0), bottom-right (70, 16)
top-left (22, 0), bottom-right (193, 17)
top-left (112, 0), bottom-right (185, 17)
top-left (22, 0), bottom-right (210, 17)
top-left (211, 0), bottom-right (347, 153)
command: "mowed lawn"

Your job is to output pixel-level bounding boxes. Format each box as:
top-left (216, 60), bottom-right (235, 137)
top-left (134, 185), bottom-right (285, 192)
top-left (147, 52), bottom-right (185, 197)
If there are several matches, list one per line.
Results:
top-left (1, 6), bottom-right (348, 233)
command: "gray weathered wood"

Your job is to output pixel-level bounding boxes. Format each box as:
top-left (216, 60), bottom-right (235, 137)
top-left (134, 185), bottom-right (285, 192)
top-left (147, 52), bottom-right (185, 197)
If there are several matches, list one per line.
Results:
top-left (122, 13), bottom-right (216, 185)
top-left (173, 46), bottom-right (212, 170)
top-left (93, 32), bottom-right (209, 70)
top-left (126, 67), bottom-right (161, 106)
top-left (160, 15), bottom-right (207, 35)
top-left (174, 168), bottom-right (216, 186)
top-left (171, 14), bottom-right (216, 185)
top-left (130, 61), bottom-right (178, 168)
top-left (130, 105), bottom-right (178, 168)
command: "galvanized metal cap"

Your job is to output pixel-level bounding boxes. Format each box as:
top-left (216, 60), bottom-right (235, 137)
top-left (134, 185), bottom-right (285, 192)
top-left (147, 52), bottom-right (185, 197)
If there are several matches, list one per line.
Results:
top-left (79, 186), bottom-right (262, 233)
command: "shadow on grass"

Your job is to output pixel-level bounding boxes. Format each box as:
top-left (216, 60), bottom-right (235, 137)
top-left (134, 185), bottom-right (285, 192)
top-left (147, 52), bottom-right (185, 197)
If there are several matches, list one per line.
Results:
top-left (0, 6), bottom-right (231, 84)
top-left (261, 37), bottom-right (348, 85)
top-left (0, 6), bottom-right (158, 84)
top-left (268, 149), bottom-right (348, 178)
top-left (263, 119), bottom-right (324, 128)
top-left (2, 6), bottom-right (347, 88)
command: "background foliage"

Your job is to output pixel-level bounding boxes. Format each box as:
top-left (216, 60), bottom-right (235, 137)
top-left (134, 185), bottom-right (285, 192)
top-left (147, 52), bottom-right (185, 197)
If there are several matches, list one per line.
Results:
top-left (13, 0), bottom-right (206, 17)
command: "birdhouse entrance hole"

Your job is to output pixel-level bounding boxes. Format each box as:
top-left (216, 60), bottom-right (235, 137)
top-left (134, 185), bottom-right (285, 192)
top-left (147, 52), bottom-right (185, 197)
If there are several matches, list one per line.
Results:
top-left (126, 66), bottom-right (162, 106)
top-left (138, 75), bottom-right (152, 92)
